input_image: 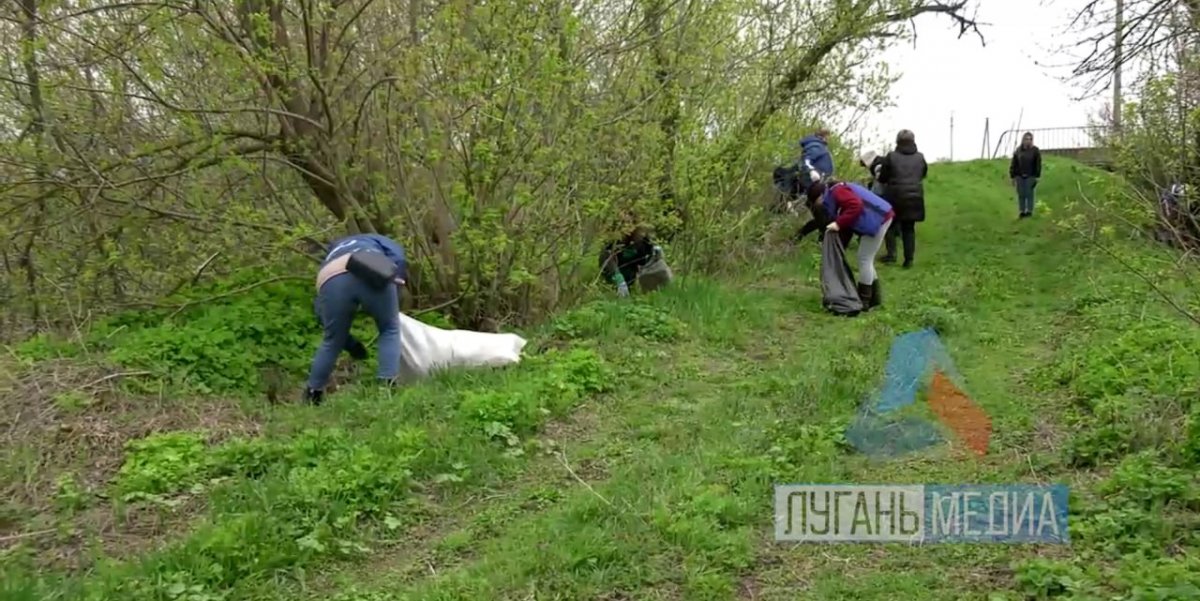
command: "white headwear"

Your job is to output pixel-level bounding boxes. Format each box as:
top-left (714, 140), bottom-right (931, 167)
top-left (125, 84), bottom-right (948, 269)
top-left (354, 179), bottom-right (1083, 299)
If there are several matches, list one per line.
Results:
top-left (859, 150), bottom-right (878, 167)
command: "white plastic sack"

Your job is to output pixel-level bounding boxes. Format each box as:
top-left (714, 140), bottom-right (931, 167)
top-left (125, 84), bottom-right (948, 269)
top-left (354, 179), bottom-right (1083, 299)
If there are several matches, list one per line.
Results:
top-left (396, 312), bottom-right (528, 383)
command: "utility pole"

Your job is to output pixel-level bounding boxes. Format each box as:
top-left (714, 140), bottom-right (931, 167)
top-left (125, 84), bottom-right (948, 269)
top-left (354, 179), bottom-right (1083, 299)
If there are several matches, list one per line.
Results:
top-left (1113, 0), bottom-right (1124, 131)
top-left (981, 117), bottom-right (990, 159)
top-left (950, 111), bottom-right (955, 161)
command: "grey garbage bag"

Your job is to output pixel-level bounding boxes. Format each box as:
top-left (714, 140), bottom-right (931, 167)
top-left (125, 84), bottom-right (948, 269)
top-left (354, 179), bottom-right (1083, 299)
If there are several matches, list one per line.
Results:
top-left (821, 233), bottom-right (863, 316)
top-left (637, 256), bottom-right (673, 292)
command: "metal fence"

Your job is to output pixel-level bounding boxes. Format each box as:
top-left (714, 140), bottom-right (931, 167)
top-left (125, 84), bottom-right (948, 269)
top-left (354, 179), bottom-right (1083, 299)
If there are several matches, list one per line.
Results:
top-left (991, 126), bottom-right (1112, 159)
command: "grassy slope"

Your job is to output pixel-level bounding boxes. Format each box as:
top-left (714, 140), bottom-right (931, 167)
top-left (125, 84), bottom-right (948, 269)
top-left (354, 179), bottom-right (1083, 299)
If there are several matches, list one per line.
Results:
top-left (5, 156), bottom-right (1200, 601)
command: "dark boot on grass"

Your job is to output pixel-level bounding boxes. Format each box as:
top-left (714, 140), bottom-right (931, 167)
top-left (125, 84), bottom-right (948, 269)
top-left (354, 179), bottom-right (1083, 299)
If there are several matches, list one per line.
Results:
top-left (302, 387), bottom-right (324, 406)
top-left (856, 282), bottom-right (874, 311)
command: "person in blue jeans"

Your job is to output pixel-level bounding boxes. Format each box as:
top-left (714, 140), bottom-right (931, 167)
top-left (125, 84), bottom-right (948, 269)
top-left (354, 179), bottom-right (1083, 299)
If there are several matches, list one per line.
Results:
top-left (1009, 132), bottom-right (1042, 218)
top-left (304, 233), bottom-right (408, 405)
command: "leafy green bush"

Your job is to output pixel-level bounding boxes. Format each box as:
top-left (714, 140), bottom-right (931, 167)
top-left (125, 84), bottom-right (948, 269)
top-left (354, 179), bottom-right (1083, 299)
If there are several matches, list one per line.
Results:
top-left (457, 347), bottom-right (612, 441)
top-left (550, 300), bottom-right (685, 342)
top-left (104, 280), bottom-right (319, 394)
top-left (115, 431), bottom-right (211, 500)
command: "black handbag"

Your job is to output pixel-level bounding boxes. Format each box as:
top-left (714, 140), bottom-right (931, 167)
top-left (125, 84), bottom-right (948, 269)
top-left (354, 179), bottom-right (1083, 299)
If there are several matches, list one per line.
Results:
top-left (345, 251), bottom-right (399, 290)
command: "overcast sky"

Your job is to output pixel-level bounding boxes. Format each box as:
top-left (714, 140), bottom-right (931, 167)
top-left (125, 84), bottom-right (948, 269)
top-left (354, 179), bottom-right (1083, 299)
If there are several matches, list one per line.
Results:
top-left (853, 0), bottom-right (1113, 161)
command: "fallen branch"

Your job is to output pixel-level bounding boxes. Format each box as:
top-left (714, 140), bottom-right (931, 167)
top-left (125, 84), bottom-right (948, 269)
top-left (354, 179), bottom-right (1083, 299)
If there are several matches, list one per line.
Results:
top-left (557, 449), bottom-right (613, 508)
top-left (78, 370), bottom-right (154, 390)
top-left (0, 528), bottom-right (56, 543)
top-left (410, 295), bottom-right (463, 318)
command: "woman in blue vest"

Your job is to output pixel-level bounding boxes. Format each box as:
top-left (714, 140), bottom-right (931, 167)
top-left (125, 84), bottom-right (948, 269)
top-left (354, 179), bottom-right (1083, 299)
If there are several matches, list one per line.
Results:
top-left (805, 179), bottom-right (895, 309)
top-left (305, 233), bottom-right (408, 405)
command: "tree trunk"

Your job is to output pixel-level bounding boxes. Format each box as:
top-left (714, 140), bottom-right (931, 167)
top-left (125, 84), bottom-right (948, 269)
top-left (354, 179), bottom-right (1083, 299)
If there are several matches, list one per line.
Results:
top-left (17, 0), bottom-right (49, 331)
top-left (644, 0), bottom-right (685, 240)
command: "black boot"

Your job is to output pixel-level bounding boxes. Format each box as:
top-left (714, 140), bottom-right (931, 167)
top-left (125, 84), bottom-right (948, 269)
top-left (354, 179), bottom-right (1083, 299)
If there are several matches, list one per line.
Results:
top-left (303, 387), bottom-right (324, 406)
top-left (870, 279), bottom-right (882, 309)
top-left (901, 225), bottom-right (916, 268)
top-left (856, 283), bottom-right (873, 311)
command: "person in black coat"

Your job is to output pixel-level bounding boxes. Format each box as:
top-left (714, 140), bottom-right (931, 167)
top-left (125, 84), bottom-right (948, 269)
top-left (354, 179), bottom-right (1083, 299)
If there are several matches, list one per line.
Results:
top-left (877, 129), bottom-right (928, 268)
top-left (1009, 132), bottom-right (1042, 218)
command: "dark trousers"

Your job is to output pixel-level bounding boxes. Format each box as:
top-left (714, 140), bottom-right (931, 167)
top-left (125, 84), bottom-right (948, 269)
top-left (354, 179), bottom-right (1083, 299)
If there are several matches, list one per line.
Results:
top-left (884, 220), bottom-right (916, 263)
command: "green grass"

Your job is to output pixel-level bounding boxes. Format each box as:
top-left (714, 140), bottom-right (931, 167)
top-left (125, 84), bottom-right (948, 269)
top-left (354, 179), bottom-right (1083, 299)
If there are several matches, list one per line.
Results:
top-left (4, 156), bottom-right (1200, 600)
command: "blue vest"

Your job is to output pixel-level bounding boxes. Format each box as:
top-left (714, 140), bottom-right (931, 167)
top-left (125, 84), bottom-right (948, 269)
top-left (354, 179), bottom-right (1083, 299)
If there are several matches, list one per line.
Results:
top-left (822, 182), bottom-right (893, 237)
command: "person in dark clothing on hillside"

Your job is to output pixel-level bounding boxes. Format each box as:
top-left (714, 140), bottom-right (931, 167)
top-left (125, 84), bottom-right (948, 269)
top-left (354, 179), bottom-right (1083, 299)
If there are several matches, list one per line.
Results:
top-left (599, 222), bottom-right (662, 298)
top-left (878, 129), bottom-right (928, 268)
top-left (306, 233), bottom-right (408, 405)
top-left (1010, 132), bottom-right (1042, 218)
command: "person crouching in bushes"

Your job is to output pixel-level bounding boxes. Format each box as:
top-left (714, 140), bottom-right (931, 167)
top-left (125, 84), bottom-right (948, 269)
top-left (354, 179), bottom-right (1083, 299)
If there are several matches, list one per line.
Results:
top-left (305, 233), bottom-right (408, 405)
top-left (805, 179), bottom-right (894, 310)
top-left (599, 223), bottom-right (663, 298)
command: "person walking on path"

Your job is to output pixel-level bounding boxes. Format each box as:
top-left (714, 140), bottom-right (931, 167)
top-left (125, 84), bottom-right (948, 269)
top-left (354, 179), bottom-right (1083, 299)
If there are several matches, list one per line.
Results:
top-left (1010, 132), bottom-right (1042, 218)
top-left (805, 179), bottom-right (894, 310)
top-left (878, 130), bottom-right (928, 268)
top-left (305, 233), bottom-right (408, 405)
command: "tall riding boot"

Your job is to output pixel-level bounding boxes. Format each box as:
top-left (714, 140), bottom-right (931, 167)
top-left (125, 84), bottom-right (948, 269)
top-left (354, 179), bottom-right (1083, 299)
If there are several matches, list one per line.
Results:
top-left (856, 283), bottom-right (873, 310)
top-left (901, 224), bottom-right (916, 268)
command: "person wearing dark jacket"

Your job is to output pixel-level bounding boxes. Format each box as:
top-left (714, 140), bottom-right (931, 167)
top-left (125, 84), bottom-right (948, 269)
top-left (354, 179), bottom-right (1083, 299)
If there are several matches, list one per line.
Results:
top-left (305, 233), bottom-right (408, 405)
top-left (798, 129), bottom-right (835, 179)
top-left (600, 224), bottom-right (662, 297)
top-left (1010, 132), bottom-right (1042, 218)
top-left (878, 129), bottom-right (928, 268)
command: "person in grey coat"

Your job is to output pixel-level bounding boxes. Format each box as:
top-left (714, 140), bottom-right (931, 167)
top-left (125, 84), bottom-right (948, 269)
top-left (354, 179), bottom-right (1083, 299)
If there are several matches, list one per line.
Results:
top-left (877, 130), bottom-right (928, 268)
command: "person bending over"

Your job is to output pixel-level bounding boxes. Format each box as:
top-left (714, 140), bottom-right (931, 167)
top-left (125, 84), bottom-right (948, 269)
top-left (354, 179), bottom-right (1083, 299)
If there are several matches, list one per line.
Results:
top-left (805, 179), bottom-right (894, 310)
top-left (305, 233), bottom-right (408, 405)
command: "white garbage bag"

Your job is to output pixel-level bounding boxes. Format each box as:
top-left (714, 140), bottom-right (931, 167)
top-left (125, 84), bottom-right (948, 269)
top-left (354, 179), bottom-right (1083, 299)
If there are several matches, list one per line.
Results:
top-left (396, 312), bottom-right (528, 383)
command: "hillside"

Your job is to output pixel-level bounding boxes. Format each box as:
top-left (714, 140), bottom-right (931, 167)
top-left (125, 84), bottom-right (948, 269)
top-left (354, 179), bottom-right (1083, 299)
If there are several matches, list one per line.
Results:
top-left (4, 157), bottom-right (1200, 600)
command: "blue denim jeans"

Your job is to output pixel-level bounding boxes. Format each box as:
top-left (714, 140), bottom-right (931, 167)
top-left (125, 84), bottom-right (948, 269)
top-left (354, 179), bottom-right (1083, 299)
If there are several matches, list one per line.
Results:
top-left (306, 273), bottom-right (401, 390)
top-left (1016, 177), bottom-right (1038, 214)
